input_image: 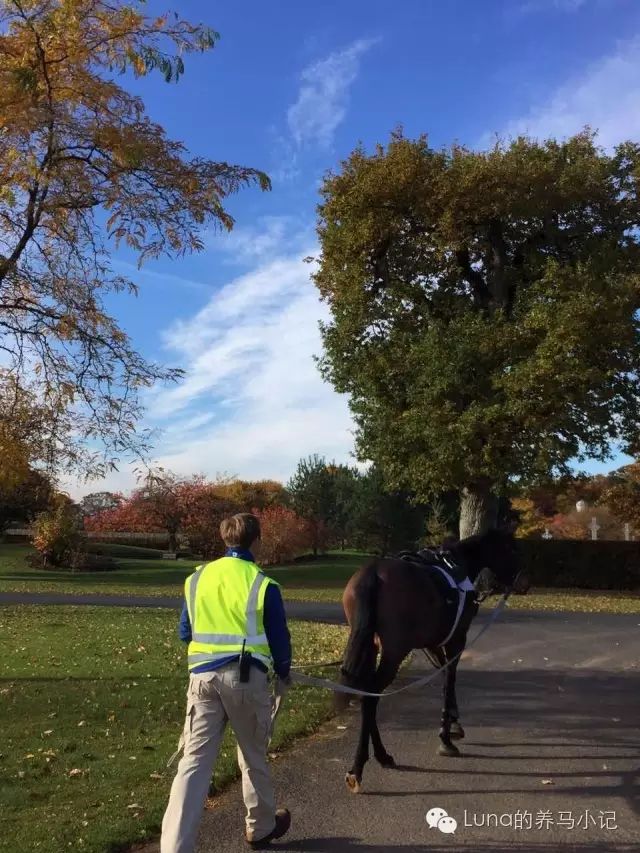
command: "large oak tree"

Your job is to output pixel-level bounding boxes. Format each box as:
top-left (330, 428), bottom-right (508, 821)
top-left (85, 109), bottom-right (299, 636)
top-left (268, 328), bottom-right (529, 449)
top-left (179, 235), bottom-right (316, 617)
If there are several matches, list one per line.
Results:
top-left (314, 131), bottom-right (640, 537)
top-left (0, 0), bottom-right (269, 477)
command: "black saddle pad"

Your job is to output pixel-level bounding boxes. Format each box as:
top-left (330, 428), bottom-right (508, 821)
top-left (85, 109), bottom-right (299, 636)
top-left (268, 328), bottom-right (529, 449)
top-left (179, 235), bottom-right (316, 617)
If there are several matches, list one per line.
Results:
top-left (396, 548), bottom-right (469, 586)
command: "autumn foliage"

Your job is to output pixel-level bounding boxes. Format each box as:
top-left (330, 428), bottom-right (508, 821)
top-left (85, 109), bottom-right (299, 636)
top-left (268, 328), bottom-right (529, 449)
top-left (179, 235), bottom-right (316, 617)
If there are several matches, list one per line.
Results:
top-left (254, 506), bottom-right (313, 565)
top-left (0, 1), bottom-right (269, 476)
top-left (32, 495), bottom-right (85, 568)
top-left (84, 474), bottom-right (311, 563)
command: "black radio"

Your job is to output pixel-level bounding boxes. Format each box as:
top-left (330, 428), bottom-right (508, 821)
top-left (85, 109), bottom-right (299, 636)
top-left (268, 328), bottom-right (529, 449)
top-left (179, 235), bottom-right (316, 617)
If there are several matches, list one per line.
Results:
top-left (239, 639), bottom-right (252, 683)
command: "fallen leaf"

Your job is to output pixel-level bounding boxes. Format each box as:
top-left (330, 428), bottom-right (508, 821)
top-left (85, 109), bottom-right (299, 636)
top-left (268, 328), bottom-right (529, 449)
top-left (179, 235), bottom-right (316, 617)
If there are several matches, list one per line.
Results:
top-left (77, 721), bottom-right (86, 727)
top-left (43, 730), bottom-right (53, 736)
top-left (149, 772), bottom-right (163, 780)
top-left (127, 803), bottom-right (143, 810)
top-left (69, 768), bottom-right (84, 777)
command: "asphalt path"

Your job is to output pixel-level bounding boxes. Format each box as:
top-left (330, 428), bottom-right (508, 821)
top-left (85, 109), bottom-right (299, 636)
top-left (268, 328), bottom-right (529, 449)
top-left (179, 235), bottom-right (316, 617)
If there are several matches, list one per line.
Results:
top-left (0, 590), bottom-right (342, 623)
top-left (130, 608), bottom-right (640, 853)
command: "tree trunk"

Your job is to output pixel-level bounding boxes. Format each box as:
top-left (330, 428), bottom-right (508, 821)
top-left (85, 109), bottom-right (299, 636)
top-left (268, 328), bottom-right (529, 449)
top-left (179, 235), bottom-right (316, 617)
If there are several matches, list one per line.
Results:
top-left (459, 484), bottom-right (498, 539)
top-left (168, 529), bottom-right (177, 553)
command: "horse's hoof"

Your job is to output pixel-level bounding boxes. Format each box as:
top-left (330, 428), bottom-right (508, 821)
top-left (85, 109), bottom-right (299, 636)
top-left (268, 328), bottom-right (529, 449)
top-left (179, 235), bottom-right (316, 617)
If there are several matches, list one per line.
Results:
top-left (450, 722), bottom-right (465, 740)
top-left (376, 752), bottom-right (396, 768)
top-left (345, 772), bottom-right (362, 794)
top-left (438, 742), bottom-right (460, 757)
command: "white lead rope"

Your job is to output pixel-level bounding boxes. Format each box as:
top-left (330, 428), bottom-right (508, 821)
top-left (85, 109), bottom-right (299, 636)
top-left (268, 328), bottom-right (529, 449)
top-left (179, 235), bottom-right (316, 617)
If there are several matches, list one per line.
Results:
top-left (289, 594), bottom-right (509, 699)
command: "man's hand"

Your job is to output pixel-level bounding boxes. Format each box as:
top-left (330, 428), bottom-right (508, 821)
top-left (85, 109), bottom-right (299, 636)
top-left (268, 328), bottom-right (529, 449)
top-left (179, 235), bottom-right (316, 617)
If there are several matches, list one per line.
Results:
top-left (274, 675), bottom-right (291, 697)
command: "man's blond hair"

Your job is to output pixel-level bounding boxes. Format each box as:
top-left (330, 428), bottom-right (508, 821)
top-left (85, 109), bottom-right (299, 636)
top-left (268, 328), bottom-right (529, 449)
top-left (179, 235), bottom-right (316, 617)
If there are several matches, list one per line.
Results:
top-left (220, 513), bottom-right (261, 550)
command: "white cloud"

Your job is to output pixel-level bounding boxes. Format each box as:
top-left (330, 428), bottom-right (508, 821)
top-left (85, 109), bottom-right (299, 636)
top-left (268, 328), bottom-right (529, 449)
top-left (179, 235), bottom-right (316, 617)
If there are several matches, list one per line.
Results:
top-left (208, 215), bottom-right (313, 265)
top-left (150, 246), bottom-right (355, 483)
top-left (287, 38), bottom-right (378, 148)
top-left (68, 237), bottom-right (354, 498)
top-left (518, 0), bottom-right (588, 13)
top-left (497, 36), bottom-right (640, 149)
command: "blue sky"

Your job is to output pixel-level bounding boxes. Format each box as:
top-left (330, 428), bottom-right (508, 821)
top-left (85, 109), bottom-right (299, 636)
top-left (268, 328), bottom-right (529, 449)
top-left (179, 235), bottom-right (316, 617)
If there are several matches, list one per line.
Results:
top-left (74, 0), bottom-right (640, 496)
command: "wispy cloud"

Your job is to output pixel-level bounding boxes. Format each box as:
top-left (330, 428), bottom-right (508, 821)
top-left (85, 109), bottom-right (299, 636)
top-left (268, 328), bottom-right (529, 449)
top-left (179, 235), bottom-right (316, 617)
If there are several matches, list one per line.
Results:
top-left (68, 234), bottom-right (355, 498)
top-left (518, 0), bottom-right (588, 13)
top-left (491, 36), bottom-right (640, 150)
top-left (131, 231), bottom-right (355, 483)
top-left (287, 38), bottom-right (378, 149)
top-left (208, 215), bottom-right (314, 265)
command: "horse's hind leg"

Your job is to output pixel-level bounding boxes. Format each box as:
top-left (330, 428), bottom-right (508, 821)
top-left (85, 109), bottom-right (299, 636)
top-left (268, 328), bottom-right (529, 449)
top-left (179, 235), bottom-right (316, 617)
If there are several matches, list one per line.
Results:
top-left (370, 698), bottom-right (395, 767)
top-left (370, 653), bottom-right (401, 768)
top-left (345, 654), bottom-right (401, 792)
top-left (346, 698), bottom-right (371, 793)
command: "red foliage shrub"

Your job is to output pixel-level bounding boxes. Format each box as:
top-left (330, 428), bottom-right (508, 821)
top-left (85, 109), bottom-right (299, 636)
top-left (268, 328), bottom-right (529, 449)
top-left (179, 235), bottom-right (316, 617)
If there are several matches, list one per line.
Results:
top-left (254, 506), bottom-right (313, 565)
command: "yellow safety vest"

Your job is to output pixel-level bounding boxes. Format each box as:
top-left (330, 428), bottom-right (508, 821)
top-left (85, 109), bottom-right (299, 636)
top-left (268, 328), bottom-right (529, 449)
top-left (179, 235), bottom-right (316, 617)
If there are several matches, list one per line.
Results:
top-left (185, 556), bottom-right (274, 672)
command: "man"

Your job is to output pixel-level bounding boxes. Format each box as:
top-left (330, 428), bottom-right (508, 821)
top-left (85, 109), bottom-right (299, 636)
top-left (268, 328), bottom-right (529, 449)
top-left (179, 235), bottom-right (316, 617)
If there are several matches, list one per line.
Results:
top-left (161, 513), bottom-right (292, 852)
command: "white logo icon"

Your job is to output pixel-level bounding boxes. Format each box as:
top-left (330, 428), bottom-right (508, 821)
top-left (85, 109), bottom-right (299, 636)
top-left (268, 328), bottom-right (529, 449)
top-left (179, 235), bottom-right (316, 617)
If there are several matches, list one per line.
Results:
top-left (426, 807), bottom-right (458, 834)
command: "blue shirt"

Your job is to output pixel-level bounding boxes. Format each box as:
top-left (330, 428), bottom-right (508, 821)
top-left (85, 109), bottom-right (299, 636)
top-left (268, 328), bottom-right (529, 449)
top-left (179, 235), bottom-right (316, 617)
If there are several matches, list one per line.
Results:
top-left (178, 548), bottom-right (292, 678)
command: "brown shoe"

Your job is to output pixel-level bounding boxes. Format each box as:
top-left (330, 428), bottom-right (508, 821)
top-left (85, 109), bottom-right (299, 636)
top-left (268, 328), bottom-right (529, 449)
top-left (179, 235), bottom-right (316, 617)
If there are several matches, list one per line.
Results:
top-left (246, 809), bottom-right (291, 848)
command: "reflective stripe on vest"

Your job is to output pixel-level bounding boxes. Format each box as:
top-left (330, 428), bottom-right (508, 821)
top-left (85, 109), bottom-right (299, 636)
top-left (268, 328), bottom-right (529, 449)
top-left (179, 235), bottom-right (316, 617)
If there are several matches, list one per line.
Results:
top-left (188, 651), bottom-right (272, 667)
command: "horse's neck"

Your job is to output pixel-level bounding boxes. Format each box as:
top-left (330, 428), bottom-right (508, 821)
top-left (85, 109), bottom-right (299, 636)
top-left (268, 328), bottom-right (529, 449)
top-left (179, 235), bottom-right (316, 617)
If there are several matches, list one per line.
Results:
top-left (449, 540), bottom-right (482, 582)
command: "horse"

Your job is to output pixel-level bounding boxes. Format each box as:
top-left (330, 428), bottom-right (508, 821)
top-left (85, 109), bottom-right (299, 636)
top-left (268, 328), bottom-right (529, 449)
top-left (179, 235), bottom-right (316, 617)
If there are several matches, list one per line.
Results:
top-left (339, 528), bottom-right (528, 793)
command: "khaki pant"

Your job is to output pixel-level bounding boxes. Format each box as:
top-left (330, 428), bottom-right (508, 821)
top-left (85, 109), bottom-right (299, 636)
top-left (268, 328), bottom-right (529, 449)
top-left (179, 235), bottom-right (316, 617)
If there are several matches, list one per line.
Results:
top-left (161, 663), bottom-right (276, 853)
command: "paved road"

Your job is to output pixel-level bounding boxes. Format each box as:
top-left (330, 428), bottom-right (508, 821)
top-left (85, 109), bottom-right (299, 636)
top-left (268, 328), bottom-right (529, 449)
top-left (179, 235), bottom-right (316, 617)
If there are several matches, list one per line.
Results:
top-left (0, 590), bottom-right (343, 623)
top-left (134, 609), bottom-right (639, 853)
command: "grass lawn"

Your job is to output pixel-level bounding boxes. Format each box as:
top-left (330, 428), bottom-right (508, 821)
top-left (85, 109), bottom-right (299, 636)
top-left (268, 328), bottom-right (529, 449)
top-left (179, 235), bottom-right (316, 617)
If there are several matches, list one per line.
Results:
top-left (0, 543), bottom-right (362, 599)
top-left (0, 605), bottom-right (347, 853)
top-left (2, 543), bottom-right (639, 613)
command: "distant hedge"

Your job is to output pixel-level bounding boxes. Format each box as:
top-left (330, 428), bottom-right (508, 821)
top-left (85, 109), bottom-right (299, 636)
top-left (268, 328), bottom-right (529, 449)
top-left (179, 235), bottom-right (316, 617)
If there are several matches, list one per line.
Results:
top-left (86, 542), bottom-right (166, 560)
top-left (516, 540), bottom-right (640, 590)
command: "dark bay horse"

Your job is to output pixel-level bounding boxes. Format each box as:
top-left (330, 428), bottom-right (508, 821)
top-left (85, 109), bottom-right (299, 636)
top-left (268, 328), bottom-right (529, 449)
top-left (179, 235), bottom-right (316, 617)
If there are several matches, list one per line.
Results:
top-left (339, 529), bottom-right (527, 793)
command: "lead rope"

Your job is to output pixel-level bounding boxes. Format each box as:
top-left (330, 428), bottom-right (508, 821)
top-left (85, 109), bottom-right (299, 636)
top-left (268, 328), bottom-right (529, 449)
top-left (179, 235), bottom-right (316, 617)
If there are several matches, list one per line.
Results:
top-left (289, 592), bottom-right (509, 698)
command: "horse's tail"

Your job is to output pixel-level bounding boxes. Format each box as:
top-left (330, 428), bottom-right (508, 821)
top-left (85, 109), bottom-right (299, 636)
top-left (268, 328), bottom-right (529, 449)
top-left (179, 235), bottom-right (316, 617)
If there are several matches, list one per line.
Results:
top-left (337, 562), bottom-right (379, 707)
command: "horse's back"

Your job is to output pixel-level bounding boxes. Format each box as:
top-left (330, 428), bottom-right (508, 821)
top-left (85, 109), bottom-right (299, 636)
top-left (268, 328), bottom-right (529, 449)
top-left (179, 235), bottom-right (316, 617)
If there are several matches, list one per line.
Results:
top-left (343, 556), bottom-right (448, 651)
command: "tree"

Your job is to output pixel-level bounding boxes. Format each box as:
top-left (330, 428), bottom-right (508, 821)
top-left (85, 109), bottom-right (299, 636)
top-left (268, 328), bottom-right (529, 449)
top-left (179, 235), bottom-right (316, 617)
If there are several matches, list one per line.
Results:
top-left (180, 481), bottom-right (239, 559)
top-left (80, 491), bottom-right (123, 519)
top-left (0, 1), bottom-right (269, 476)
top-left (511, 497), bottom-right (547, 539)
top-left (213, 479), bottom-right (288, 511)
top-left (0, 466), bottom-right (53, 531)
top-left (136, 469), bottom-right (188, 552)
top-left (423, 497), bottom-right (457, 546)
top-left (550, 504), bottom-right (622, 540)
top-left (83, 491), bottom-right (160, 534)
top-left (325, 464), bottom-right (360, 549)
top-left (349, 466), bottom-right (427, 555)
top-left (287, 455), bottom-right (336, 556)
top-left (314, 130), bottom-right (640, 538)
top-left (601, 462), bottom-right (640, 535)
top-left (32, 493), bottom-right (85, 568)
top-left (0, 370), bottom-right (75, 486)
top-left (254, 506), bottom-right (313, 565)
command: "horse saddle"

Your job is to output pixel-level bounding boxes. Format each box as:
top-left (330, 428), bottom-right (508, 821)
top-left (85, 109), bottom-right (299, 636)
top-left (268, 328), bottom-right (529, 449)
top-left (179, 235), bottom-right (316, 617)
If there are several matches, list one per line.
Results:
top-left (396, 548), bottom-right (470, 587)
top-left (396, 549), bottom-right (475, 646)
